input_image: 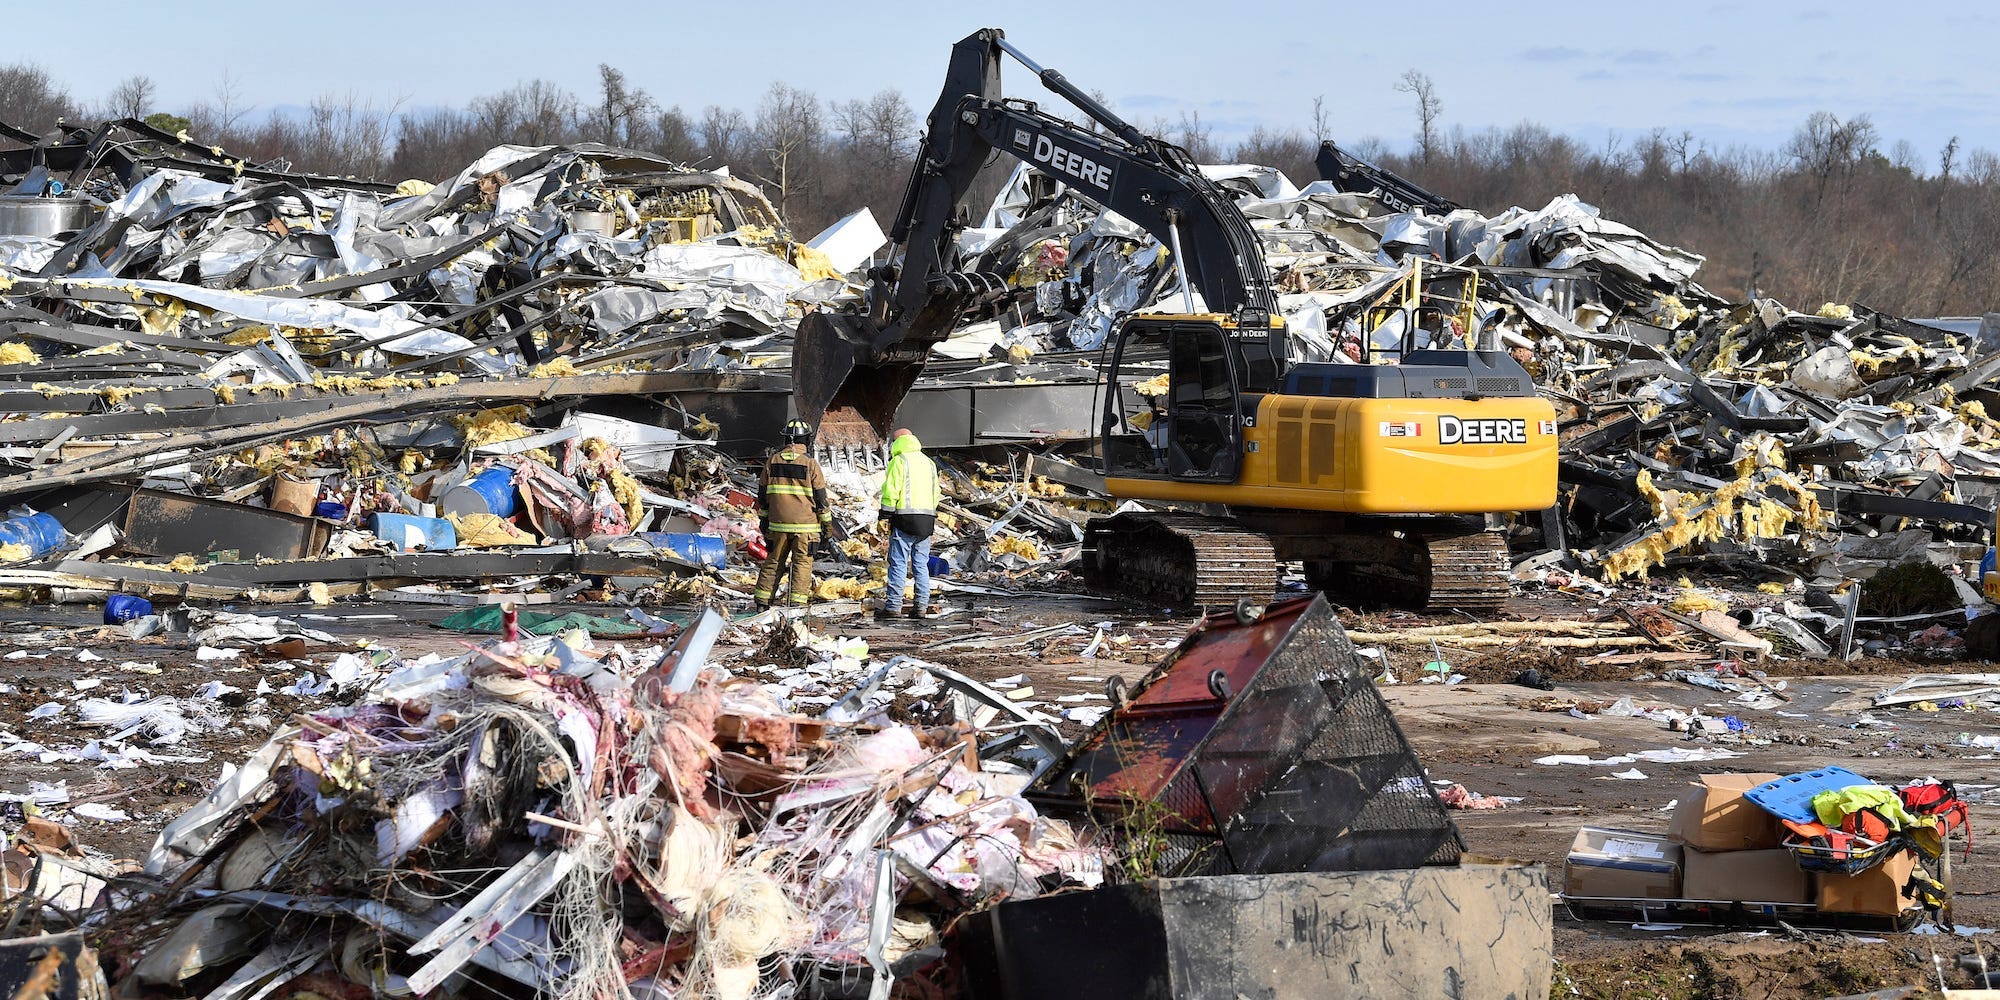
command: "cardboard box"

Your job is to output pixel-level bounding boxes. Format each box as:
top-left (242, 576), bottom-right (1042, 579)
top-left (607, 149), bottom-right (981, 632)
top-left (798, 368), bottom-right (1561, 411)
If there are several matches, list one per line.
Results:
top-left (1564, 827), bottom-right (1681, 900)
top-left (1681, 847), bottom-right (1811, 903)
top-left (1667, 773), bottom-right (1784, 850)
top-left (1817, 850), bottom-right (1920, 916)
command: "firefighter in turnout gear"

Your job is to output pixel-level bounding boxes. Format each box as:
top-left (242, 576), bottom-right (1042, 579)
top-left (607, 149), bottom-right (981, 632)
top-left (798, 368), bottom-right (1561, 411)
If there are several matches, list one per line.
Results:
top-left (754, 419), bottom-right (832, 608)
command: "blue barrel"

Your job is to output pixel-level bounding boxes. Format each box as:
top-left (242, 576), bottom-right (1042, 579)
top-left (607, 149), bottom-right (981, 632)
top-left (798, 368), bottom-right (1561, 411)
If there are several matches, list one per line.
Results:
top-left (1984, 548), bottom-right (1996, 578)
top-left (639, 532), bottom-right (726, 568)
top-left (0, 512), bottom-right (64, 560)
top-left (104, 594), bottom-right (153, 624)
top-left (927, 554), bottom-right (949, 577)
top-left (371, 512), bottom-right (458, 552)
top-left (440, 467), bottom-right (518, 518)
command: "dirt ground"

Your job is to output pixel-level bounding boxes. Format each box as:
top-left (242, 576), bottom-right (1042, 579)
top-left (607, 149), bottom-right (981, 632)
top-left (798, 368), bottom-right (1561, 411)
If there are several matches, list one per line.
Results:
top-left (4, 582), bottom-right (1999, 999)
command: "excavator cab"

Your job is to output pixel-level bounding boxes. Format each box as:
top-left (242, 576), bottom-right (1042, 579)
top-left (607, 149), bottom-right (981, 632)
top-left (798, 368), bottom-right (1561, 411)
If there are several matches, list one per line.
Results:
top-left (1100, 316), bottom-right (1248, 483)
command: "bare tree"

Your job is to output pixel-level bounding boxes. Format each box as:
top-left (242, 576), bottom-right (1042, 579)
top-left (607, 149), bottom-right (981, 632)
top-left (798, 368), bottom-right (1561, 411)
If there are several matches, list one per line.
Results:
top-left (520, 80), bottom-right (579, 145)
top-left (215, 71), bottom-right (253, 139)
top-left (388, 106), bottom-right (483, 181)
top-left (1394, 69), bottom-right (1443, 163)
top-left (1666, 129), bottom-right (1700, 173)
top-left (1783, 111), bottom-right (1878, 205)
top-left (1232, 125), bottom-right (1315, 183)
top-left (1310, 95), bottom-right (1332, 143)
top-left (831, 89), bottom-right (912, 164)
top-left (595, 64), bottom-right (652, 147)
top-left (652, 105), bottom-right (697, 162)
top-left (470, 80), bottom-right (579, 148)
top-left (1349, 135), bottom-right (1391, 161)
top-left (1176, 110), bottom-right (1217, 163)
top-left (108, 75), bottom-right (154, 120)
top-left (184, 70), bottom-right (256, 146)
top-left (0, 63), bottom-right (74, 133)
top-left (698, 104), bottom-right (747, 167)
top-left (1889, 139), bottom-right (1919, 173)
top-left (752, 82), bottom-right (823, 223)
top-left (299, 91), bottom-right (403, 177)
top-left (1940, 135), bottom-right (1960, 181)
top-left (822, 89), bottom-right (915, 224)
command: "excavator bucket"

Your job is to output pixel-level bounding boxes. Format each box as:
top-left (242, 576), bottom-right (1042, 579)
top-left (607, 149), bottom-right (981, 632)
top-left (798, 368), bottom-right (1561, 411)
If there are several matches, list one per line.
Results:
top-left (793, 311), bottom-right (923, 449)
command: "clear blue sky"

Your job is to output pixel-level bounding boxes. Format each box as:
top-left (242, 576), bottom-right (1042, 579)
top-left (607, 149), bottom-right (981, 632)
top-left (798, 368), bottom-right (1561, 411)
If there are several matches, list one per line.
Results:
top-left (25, 0), bottom-right (1998, 168)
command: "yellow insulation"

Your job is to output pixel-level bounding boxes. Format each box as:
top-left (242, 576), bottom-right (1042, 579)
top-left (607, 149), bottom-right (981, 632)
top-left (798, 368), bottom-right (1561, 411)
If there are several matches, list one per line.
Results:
top-left (814, 577), bottom-right (882, 600)
top-left (1601, 451), bottom-right (1827, 583)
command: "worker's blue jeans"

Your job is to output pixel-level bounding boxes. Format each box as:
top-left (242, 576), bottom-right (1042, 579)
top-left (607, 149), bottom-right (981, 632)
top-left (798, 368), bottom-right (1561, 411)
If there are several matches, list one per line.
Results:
top-left (884, 527), bottom-right (932, 612)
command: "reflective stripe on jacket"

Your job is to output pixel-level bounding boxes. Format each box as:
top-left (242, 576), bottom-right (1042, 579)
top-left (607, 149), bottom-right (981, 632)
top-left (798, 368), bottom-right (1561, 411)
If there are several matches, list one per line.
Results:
top-left (879, 432), bottom-right (940, 538)
top-left (759, 445), bottom-right (830, 533)
top-left (879, 433), bottom-right (940, 515)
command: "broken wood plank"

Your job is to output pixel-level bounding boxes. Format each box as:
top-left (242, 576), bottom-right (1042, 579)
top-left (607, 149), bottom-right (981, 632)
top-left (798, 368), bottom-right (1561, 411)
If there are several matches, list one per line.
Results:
top-left (1576, 651), bottom-right (1712, 666)
top-left (1343, 633), bottom-right (1653, 648)
top-left (0, 370), bottom-right (784, 493)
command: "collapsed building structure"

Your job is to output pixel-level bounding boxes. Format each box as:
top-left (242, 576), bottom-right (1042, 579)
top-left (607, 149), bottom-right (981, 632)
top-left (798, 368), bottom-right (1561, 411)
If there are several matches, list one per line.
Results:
top-left (0, 114), bottom-right (1989, 638)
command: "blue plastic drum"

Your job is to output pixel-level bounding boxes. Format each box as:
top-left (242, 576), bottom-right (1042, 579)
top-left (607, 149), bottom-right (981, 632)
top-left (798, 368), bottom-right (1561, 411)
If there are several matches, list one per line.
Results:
top-left (638, 532), bottom-right (726, 568)
top-left (0, 512), bottom-right (64, 559)
top-left (440, 467), bottom-right (518, 518)
top-left (103, 594), bottom-right (154, 624)
top-left (371, 512), bottom-right (458, 552)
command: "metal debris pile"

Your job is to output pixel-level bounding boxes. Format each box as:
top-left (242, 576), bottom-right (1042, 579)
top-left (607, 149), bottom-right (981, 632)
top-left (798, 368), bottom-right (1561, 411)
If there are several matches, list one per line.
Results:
top-left (0, 591), bottom-right (1558, 1000)
top-left (0, 115), bottom-right (1996, 648)
top-left (0, 120), bottom-right (1112, 608)
top-left (8, 611), bottom-right (1107, 1000)
top-left (914, 149), bottom-right (2000, 658)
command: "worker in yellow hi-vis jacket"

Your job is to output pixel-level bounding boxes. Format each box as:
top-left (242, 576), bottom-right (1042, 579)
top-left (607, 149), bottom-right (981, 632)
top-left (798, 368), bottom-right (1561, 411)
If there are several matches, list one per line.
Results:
top-left (754, 419), bottom-right (831, 608)
top-left (876, 428), bottom-right (941, 622)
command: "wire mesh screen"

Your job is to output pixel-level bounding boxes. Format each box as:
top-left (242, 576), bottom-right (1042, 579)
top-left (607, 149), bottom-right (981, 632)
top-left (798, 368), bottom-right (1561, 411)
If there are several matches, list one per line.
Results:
top-left (1191, 604), bottom-right (1462, 873)
top-left (1032, 595), bottom-right (1462, 877)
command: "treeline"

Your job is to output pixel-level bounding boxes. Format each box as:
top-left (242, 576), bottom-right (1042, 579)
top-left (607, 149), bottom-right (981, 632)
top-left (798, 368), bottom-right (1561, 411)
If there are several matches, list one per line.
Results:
top-left (2, 61), bottom-right (1998, 317)
top-left (0, 64), bottom-right (918, 240)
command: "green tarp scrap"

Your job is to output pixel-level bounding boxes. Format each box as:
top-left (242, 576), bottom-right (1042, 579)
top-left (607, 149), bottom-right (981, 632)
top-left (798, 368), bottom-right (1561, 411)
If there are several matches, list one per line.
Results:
top-left (434, 606), bottom-right (644, 637)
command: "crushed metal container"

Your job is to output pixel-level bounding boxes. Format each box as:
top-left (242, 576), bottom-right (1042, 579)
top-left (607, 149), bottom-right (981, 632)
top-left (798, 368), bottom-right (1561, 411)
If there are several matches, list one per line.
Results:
top-left (1029, 593), bottom-right (1462, 875)
top-left (0, 195), bottom-right (93, 237)
top-left (121, 488), bottom-right (331, 563)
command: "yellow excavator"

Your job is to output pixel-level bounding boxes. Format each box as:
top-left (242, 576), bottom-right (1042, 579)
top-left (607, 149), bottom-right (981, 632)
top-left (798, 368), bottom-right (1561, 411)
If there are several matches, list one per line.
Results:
top-left (795, 29), bottom-right (1556, 611)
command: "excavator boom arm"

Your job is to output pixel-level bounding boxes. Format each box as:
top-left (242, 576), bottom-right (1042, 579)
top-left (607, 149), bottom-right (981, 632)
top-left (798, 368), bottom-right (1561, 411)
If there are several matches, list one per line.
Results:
top-left (796, 28), bottom-right (1283, 436)
top-left (1313, 141), bottom-right (1460, 216)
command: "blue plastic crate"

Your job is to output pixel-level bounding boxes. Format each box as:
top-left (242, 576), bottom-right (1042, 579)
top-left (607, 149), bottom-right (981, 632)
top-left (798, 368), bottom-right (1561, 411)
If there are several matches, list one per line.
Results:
top-left (1745, 767), bottom-right (1871, 824)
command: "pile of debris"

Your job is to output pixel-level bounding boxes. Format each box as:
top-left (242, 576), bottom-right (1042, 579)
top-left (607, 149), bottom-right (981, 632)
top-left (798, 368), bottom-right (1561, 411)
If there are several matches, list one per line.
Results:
top-left (10, 611), bottom-right (1101, 999)
top-left (0, 119), bottom-right (1122, 611)
top-left (2, 597), bottom-right (1559, 999)
top-left (944, 150), bottom-right (2000, 655)
top-left (2, 113), bottom-right (1997, 651)
top-left (944, 155), bottom-right (1999, 599)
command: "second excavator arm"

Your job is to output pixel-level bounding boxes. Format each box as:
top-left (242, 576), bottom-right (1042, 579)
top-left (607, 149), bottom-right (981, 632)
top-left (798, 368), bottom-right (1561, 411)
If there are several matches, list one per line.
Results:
top-left (794, 28), bottom-right (1284, 439)
top-left (1313, 140), bottom-right (1461, 216)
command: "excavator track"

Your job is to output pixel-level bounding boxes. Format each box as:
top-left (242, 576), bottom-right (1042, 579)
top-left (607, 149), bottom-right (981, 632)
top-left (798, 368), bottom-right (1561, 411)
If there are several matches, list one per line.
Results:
top-left (1305, 531), bottom-right (1512, 614)
top-left (1082, 512), bottom-right (1277, 610)
top-left (1087, 514), bottom-right (1513, 613)
top-left (1415, 532), bottom-right (1513, 613)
